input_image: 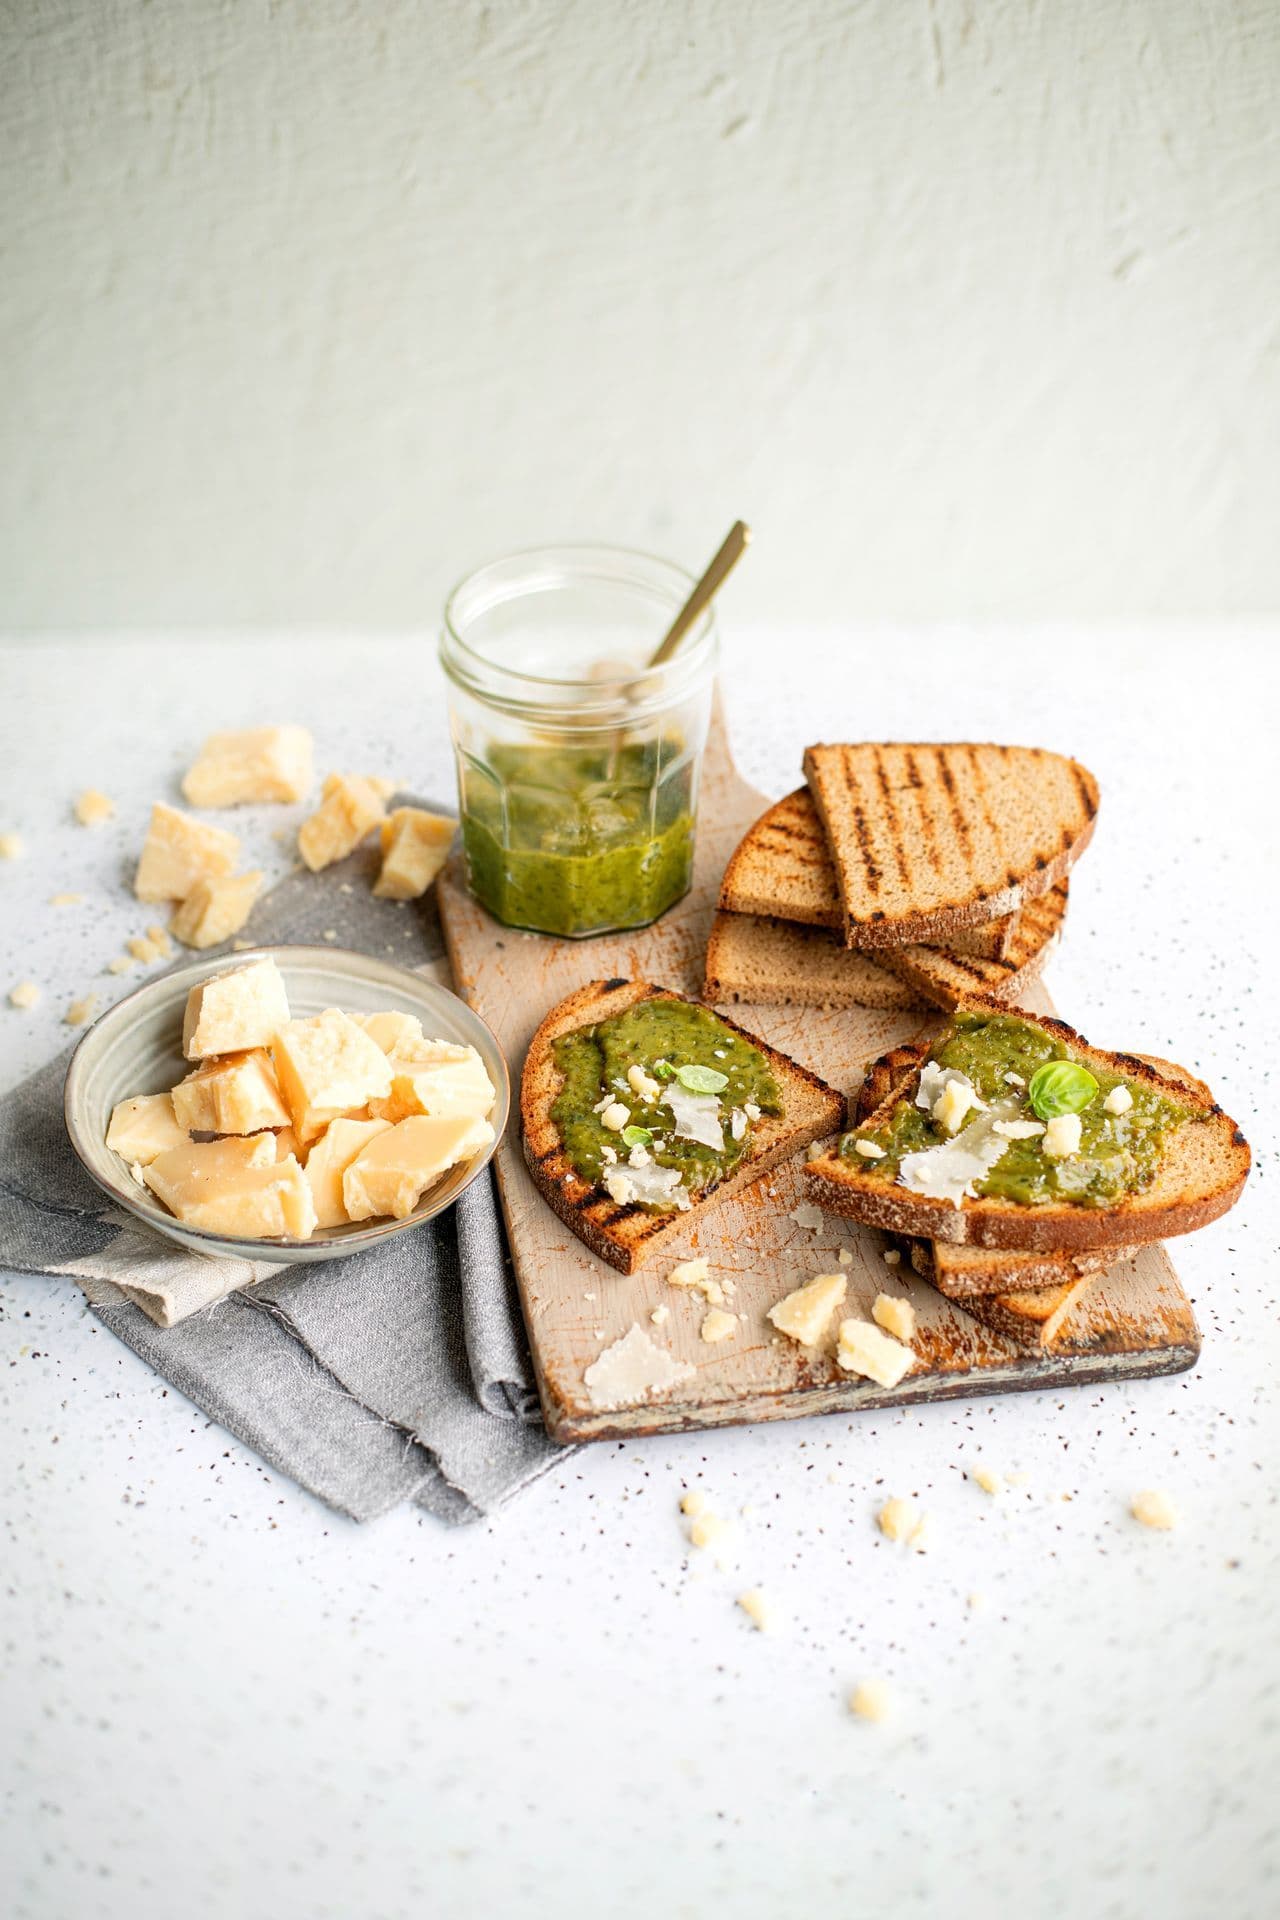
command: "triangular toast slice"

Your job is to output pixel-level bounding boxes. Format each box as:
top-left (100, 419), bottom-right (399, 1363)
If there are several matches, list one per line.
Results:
top-left (915, 1245), bottom-right (1101, 1350)
top-left (807, 1005), bottom-right (1249, 1253)
top-left (704, 883), bottom-right (1066, 1015)
top-left (522, 978), bottom-right (846, 1274)
top-left (719, 788), bottom-right (1017, 958)
top-left (803, 743), bottom-right (1099, 948)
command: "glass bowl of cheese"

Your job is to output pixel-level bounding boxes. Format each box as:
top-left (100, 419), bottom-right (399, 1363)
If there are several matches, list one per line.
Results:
top-left (63, 947), bottom-right (509, 1264)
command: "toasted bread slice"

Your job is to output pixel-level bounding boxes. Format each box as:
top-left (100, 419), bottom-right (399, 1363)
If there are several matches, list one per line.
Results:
top-left (914, 1240), bottom-right (1102, 1350)
top-left (704, 883), bottom-right (1065, 1015)
top-left (807, 1005), bottom-right (1249, 1252)
top-left (803, 743), bottom-right (1099, 948)
top-left (703, 912), bottom-right (923, 1012)
top-left (908, 1235), bottom-right (1127, 1299)
top-left (522, 978), bottom-right (846, 1274)
top-left (719, 788), bottom-right (1017, 958)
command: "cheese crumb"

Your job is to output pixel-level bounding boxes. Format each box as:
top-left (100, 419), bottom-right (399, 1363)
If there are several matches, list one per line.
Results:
top-left (689, 1509), bottom-right (732, 1551)
top-left (106, 955), bottom-right (135, 975)
top-left (600, 1101), bottom-right (630, 1132)
top-left (0, 832), bottom-right (23, 859)
top-left (908, 1512), bottom-right (932, 1552)
top-left (8, 981), bottom-right (40, 1010)
top-left (1104, 1085), bottom-right (1135, 1116)
top-left (49, 891), bottom-right (82, 907)
top-left (967, 1591), bottom-right (984, 1611)
top-left (971, 1466), bottom-right (1003, 1495)
top-left (1131, 1488), bottom-right (1178, 1530)
top-left (145, 925), bottom-right (174, 960)
top-left (63, 994), bottom-right (98, 1027)
top-left (700, 1308), bottom-right (738, 1344)
top-left (1043, 1112), bottom-right (1083, 1159)
top-left (848, 1679), bottom-right (891, 1722)
top-left (736, 1588), bottom-right (772, 1632)
top-left (627, 1063), bottom-right (661, 1102)
top-left (74, 788), bottom-right (115, 826)
top-left (767, 1271), bottom-right (846, 1347)
top-left (836, 1317), bottom-right (915, 1388)
top-left (871, 1292), bottom-right (916, 1343)
top-left (680, 1490), bottom-right (707, 1517)
top-left (668, 1256), bottom-right (724, 1306)
top-left (883, 1248), bottom-right (901, 1267)
top-left (650, 1304), bottom-right (669, 1325)
top-left (877, 1496), bottom-right (920, 1543)
top-left (838, 1247), bottom-right (853, 1266)
top-left (790, 1201), bottom-right (825, 1233)
top-left (127, 934), bottom-right (160, 964)
top-left (854, 1138), bottom-right (886, 1160)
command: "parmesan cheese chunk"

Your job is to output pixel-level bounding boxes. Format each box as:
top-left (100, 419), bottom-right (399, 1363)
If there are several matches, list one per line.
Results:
top-left (74, 789), bottom-right (115, 826)
top-left (298, 773), bottom-right (389, 871)
top-left (0, 831), bottom-right (22, 859)
top-left (835, 1317), bottom-right (915, 1388)
top-left (848, 1679), bottom-right (891, 1722)
top-left (169, 871), bottom-right (264, 949)
top-left (1043, 1112), bottom-right (1083, 1159)
top-left (1104, 1085), bottom-right (1135, 1116)
top-left (8, 981), bottom-right (40, 1010)
top-left (304, 1116), bottom-right (394, 1228)
top-left (767, 1271), bottom-right (847, 1346)
top-left (736, 1588), bottom-right (773, 1631)
top-left (143, 1134), bottom-right (317, 1238)
top-left (106, 1091), bottom-right (188, 1165)
top-left (1131, 1488), bottom-right (1178, 1530)
top-left (272, 1008), bottom-right (394, 1142)
top-left (876, 1496), bottom-right (919, 1542)
top-left (365, 1042), bottom-right (495, 1127)
top-left (373, 807), bottom-right (454, 900)
top-left (182, 726), bottom-right (314, 807)
top-left (172, 1048), bottom-right (291, 1135)
top-left (871, 1292), bottom-right (917, 1343)
top-left (134, 803), bottom-right (240, 903)
top-left (182, 957), bottom-right (291, 1060)
top-left (342, 1111), bottom-right (493, 1220)
top-left (700, 1308), bottom-right (738, 1344)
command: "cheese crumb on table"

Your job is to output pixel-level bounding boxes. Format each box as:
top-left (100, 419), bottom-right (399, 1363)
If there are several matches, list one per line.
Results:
top-left (835, 1317), bottom-right (915, 1388)
top-left (106, 955), bottom-right (135, 975)
top-left (1131, 1488), bottom-right (1178, 1530)
top-left (145, 924), bottom-right (174, 959)
top-left (63, 994), bottom-right (98, 1027)
top-left (49, 891), bottom-right (82, 906)
top-left (967, 1591), bottom-right (984, 1610)
top-left (877, 1496), bottom-right (920, 1542)
top-left (837, 1247), bottom-right (853, 1266)
top-left (0, 832), bottom-right (23, 859)
top-left (790, 1201), bottom-right (825, 1233)
top-left (882, 1248), bottom-right (901, 1267)
top-left (680, 1490), bottom-right (707, 1517)
top-left (74, 789), bottom-right (115, 826)
top-left (848, 1679), bottom-right (891, 1722)
top-left (767, 1271), bottom-right (846, 1347)
top-left (871, 1292), bottom-right (916, 1343)
top-left (736, 1588), bottom-right (773, 1632)
top-left (700, 1308), bottom-right (738, 1344)
top-left (8, 981), bottom-right (40, 1010)
top-left (970, 1466), bottom-right (1003, 1495)
top-left (650, 1304), bottom-right (669, 1326)
top-left (688, 1509), bottom-right (732, 1552)
top-left (126, 934), bottom-right (161, 964)
top-left (667, 1256), bottom-right (725, 1306)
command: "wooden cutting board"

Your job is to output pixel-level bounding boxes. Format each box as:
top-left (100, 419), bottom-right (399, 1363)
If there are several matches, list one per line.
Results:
top-left (437, 712), bottom-right (1199, 1443)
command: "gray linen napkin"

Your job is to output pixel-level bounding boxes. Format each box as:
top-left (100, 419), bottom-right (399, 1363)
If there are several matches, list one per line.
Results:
top-left (0, 822), bottom-right (566, 1524)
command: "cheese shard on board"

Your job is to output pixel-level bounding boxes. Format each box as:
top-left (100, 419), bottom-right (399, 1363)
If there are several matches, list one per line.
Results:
top-left (767, 1271), bottom-right (847, 1347)
top-left (304, 1116), bottom-right (394, 1228)
top-left (134, 803), bottom-right (241, 903)
top-left (171, 1048), bottom-right (291, 1135)
top-left (298, 774), bottom-right (389, 872)
top-left (181, 727), bottom-right (314, 807)
top-left (583, 1323), bottom-right (697, 1411)
top-left (142, 1134), bottom-right (317, 1238)
top-left (342, 1112), bottom-right (493, 1220)
top-left (365, 1041), bottom-right (495, 1126)
top-left (271, 1008), bottom-right (394, 1142)
top-left (182, 956), bottom-right (291, 1060)
top-left (835, 1317), bottom-right (916, 1389)
top-left (373, 807), bottom-right (454, 900)
top-left (106, 1092), bottom-right (189, 1165)
top-left (169, 871), bottom-right (264, 949)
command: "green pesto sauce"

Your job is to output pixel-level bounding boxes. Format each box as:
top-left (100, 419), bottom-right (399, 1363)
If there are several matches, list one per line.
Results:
top-left (841, 1009), bottom-right (1193, 1208)
top-left (461, 739), bottom-right (695, 938)
top-left (552, 1000), bottom-right (782, 1205)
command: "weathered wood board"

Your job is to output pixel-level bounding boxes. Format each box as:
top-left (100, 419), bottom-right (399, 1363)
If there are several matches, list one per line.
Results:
top-left (438, 714), bottom-right (1200, 1444)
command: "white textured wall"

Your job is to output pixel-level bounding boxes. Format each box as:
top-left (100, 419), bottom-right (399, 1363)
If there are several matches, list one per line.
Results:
top-left (2, 0), bottom-right (1278, 628)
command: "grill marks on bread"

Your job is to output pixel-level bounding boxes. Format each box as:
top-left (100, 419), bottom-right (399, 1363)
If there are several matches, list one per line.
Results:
top-left (803, 743), bottom-right (1100, 948)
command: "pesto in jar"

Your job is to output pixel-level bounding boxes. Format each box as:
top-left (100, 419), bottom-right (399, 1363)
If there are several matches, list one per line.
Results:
top-left (841, 1009), bottom-right (1193, 1208)
top-left (461, 738), bottom-right (695, 938)
top-left (552, 999), bottom-right (782, 1207)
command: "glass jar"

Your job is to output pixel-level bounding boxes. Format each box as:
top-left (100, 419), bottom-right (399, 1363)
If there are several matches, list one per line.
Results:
top-left (440, 546), bottom-right (718, 939)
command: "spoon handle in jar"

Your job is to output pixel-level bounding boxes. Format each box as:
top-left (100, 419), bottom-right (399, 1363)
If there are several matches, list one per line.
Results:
top-left (647, 520), bottom-right (751, 669)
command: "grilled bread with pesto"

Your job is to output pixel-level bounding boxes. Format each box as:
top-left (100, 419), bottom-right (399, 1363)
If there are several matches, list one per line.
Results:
top-left (719, 786), bottom-right (1017, 959)
top-left (807, 1005), bottom-right (1249, 1253)
top-left (803, 743), bottom-right (1099, 949)
top-left (522, 977), bottom-right (846, 1274)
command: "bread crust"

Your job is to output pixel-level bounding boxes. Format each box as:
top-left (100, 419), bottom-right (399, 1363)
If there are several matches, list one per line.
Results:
top-left (802, 743), bottom-right (1099, 949)
top-left (522, 978), bottom-right (846, 1274)
top-left (807, 1004), bottom-right (1250, 1253)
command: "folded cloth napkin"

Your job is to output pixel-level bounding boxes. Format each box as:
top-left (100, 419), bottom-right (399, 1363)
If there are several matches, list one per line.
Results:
top-left (0, 824), bottom-right (567, 1523)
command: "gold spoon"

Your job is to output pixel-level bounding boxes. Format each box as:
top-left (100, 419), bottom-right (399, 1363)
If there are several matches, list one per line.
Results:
top-left (647, 519), bottom-right (751, 669)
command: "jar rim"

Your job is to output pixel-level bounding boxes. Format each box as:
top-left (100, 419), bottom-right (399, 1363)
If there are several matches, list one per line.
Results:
top-left (441, 543), bottom-right (718, 715)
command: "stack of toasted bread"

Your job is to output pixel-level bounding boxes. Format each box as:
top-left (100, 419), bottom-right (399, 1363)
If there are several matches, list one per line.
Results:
top-left (705, 742), bottom-right (1100, 1013)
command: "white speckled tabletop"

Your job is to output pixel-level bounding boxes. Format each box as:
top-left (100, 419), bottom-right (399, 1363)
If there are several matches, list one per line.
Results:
top-left (2, 631), bottom-right (1276, 1920)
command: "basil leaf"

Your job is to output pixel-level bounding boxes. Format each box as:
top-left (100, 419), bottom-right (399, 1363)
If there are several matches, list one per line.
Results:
top-left (1028, 1060), bottom-right (1099, 1120)
top-left (621, 1125), bottom-right (653, 1147)
top-left (675, 1064), bottom-right (729, 1095)
top-left (652, 1059), bottom-right (676, 1081)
